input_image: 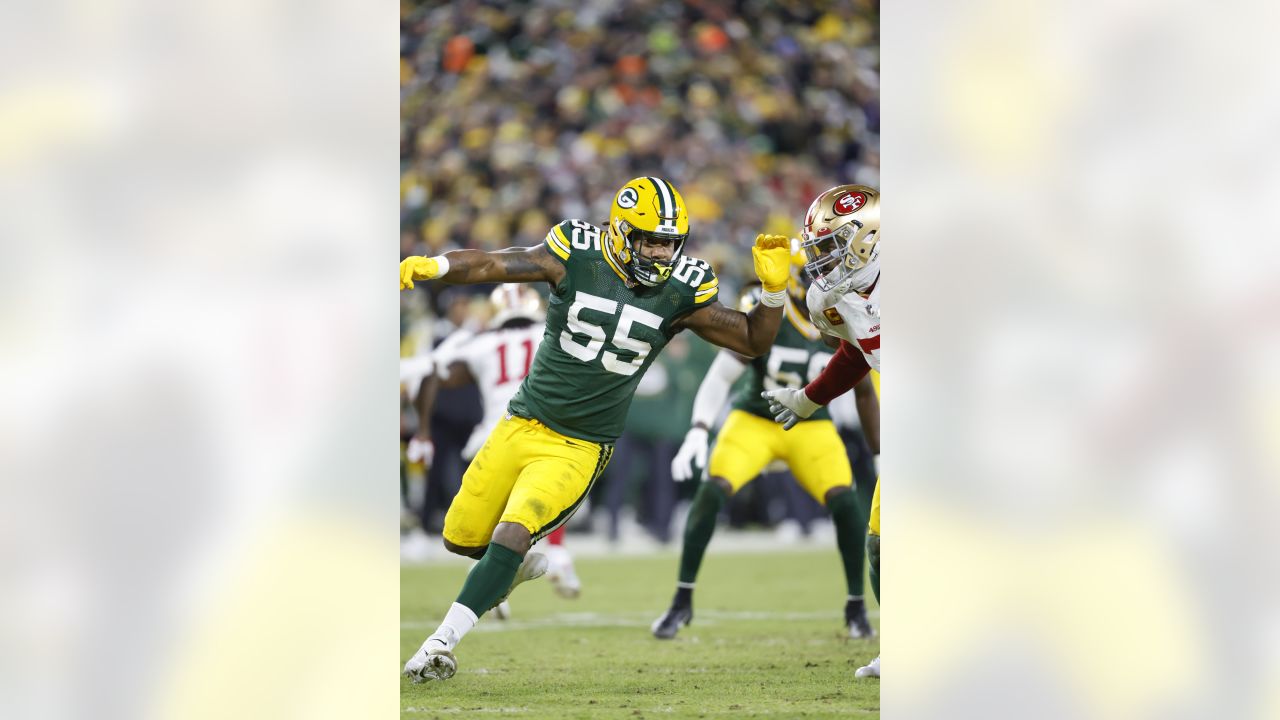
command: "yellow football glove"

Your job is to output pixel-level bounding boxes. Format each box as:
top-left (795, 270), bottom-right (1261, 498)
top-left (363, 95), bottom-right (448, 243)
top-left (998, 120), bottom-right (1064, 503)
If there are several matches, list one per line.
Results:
top-left (399, 256), bottom-right (441, 290)
top-left (751, 234), bottom-right (791, 293)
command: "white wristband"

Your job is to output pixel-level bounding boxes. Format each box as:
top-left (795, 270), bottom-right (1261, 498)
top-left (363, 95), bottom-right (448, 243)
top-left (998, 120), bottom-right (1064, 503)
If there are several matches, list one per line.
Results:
top-left (759, 288), bottom-right (787, 307)
top-left (795, 388), bottom-right (821, 417)
top-left (433, 255), bottom-right (451, 278)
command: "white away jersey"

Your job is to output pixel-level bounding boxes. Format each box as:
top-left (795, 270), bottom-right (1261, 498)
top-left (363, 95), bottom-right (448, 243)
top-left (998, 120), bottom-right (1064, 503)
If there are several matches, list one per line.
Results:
top-left (806, 277), bottom-right (880, 372)
top-left (434, 323), bottom-right (545, 459)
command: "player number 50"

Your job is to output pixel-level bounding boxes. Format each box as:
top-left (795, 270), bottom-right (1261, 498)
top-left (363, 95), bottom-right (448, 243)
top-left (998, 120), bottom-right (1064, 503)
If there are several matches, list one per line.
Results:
top-left (560, 292), bottom-right (663, 377)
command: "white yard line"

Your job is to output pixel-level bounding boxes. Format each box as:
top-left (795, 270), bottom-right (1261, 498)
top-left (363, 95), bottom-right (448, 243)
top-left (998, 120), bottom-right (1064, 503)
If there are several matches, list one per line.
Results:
top-left (401, 609), bottom-right (879, 631)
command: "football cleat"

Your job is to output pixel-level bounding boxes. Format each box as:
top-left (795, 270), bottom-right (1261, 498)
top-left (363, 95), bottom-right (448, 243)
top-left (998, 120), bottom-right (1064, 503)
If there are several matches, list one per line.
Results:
top-left (845, 598), bottom-right (877, 639)
top-left (854, 655), bottom-right (880, 678)
top-left (650, 603), bottom-right (693, 640)
top-left (545, 546), bottom-right (581, 599)
top-left (489, 551), bottom-right (548, 612)
top-left (404, 637), bottom-right (457, 683)
top-left (492, 600), bottom-right (511, 620)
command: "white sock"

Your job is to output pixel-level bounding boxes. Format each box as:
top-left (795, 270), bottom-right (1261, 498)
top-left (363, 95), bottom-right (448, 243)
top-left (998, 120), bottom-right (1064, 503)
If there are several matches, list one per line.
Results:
top-left (429, 602), bottom-right (478, 650)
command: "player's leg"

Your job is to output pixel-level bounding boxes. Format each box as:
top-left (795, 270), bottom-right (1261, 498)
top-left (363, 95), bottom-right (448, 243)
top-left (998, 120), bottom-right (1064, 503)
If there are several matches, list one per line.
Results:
top-left (405, 418), bottom-right (523, 682)
top-left (844, 425), bottom-right (879, 635)
top-left (855, 479), bottom-right (881, 678)
top-left (867, 478), bottom-right (879, 604)
top-left (405, 417), bottom-right (610, 682)
top-left (543, 526), bottom-right (581, 598)
top-left (653, 411), bottom-right (777, 639)
top-left (787, 420), bottom-right (874, 638)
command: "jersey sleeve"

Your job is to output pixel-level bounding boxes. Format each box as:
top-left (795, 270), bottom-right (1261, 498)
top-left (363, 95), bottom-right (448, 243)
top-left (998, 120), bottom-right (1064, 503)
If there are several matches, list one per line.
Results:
top-left (803, 339), bottom-right (871, 405)
top-left (668, 255), bottom-right (719, 310)
top-left (543, 221), bottom-right (574, 265)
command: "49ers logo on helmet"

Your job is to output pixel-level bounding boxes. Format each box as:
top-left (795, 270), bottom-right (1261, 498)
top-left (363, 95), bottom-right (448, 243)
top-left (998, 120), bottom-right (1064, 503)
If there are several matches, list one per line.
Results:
top-left (833, 192), bottom-right (866, 216)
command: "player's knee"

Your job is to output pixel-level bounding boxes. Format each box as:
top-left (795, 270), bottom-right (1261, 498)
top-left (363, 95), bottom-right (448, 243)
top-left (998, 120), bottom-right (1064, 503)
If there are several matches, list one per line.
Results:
top-left (823, 484), bottom-right (852, 505)
top-left (710, 476), bottom-right (734, 497)
top-left (442, 537), bottom-right (485, 558)
top-left (491, 521), bottom-right (532, 556)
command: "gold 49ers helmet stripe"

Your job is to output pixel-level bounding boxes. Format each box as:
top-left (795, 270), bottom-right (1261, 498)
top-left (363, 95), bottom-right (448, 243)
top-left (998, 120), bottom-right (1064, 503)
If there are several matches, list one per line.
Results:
top-left (646, 176), bottom-right (674, 218)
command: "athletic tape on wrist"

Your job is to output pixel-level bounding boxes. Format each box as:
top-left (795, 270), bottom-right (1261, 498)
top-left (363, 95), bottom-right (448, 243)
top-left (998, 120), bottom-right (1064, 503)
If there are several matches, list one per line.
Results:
top-left (759, 288), bottom-right (787, 307)
top-left (433, 255), bottom-right (450, 278)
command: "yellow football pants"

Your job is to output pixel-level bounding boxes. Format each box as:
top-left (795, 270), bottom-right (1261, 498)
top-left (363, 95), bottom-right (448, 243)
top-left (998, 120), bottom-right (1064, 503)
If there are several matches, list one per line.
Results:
top-left (443, 414), bottom-right (612, 549)
top-left (708, 410), bottom-right (852, 503)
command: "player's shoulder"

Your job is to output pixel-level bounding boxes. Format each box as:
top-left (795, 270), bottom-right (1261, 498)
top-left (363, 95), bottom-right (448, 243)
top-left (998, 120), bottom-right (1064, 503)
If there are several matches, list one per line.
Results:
top-left (543, 219), bottom-right (606, 264)
top-left (666, 253), bottom-right (720, 307)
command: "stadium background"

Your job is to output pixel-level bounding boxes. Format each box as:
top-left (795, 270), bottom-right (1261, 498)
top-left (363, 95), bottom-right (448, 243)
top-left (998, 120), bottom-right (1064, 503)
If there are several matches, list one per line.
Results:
top-left (399, 0), bottom-right (879, 552)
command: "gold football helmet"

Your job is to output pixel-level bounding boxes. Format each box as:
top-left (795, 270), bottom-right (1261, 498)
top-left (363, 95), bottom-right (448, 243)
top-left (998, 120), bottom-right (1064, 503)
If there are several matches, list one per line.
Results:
top-left (800, 185), bottom-right (880, 291)
top-left (607, 176), bottom-right (690, 287)
top-left (488, 283), bottom-right (544, 329)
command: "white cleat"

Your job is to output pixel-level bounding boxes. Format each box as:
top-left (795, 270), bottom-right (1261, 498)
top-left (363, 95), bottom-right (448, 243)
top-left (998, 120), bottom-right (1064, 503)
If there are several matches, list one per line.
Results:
top-left (514, 551), bottom-right (549, 587)
top-left (547, 555), bottom-right (581, 599)
top-left (404, 637), bottom-right (457, 683)
top-left (854, 655), bottom-right (880, 678)
top-left (492, 600), bottom-right (511, 620)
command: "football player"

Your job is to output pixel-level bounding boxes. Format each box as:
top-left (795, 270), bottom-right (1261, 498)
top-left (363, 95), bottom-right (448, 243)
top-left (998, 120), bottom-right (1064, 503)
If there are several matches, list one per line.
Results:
top-left (652, 246), bottom-right (880, 641)
top-left (399, 176), bottom-right (794, 682)
top-left (762, 185), bottom-right (882, 678)
top-left (410, 284), bottom-right (582, 603)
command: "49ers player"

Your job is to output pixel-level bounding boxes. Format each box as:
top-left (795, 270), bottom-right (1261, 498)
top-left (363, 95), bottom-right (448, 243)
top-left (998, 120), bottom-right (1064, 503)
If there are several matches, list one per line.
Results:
top-left (762, 184), bottom-right (882, 679)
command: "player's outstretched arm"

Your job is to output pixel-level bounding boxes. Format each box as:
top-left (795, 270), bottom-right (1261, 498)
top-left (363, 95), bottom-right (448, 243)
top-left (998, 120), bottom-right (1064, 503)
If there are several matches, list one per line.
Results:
top-left (804, 340), bottom-right (871, 406)
top-left (762, 340), bottom-right (871, 430)
top-left (672, 234), bottom-right (792, 356)
top-left (400, 244), bottom-right (565, 289)
top-left (676, 300), bottom-right (782, 357)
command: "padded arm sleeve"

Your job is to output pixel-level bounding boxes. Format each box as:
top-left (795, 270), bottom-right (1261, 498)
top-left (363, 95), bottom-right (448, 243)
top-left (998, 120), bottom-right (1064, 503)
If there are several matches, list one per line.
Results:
top-left (690, 350), bottom-right (748, 429)
top-left (803, 340), bottom-right (871, 406)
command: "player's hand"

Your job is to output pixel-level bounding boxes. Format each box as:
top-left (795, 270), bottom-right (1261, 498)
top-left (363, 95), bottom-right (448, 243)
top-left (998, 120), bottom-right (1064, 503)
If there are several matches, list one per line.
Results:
top-left (671, 427), bottom-right (709, 482)
top-left (761, 388), bottom-right (820, 430)
top-left (400, 256), bottom-right (442, 290)
top-left (406, 435), bottom-right (435, 467)
top-left (751, 234), bottom-right (791, 293)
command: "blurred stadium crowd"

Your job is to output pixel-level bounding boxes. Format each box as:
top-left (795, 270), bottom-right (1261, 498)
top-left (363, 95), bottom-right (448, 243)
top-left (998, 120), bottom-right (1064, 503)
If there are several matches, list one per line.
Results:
top-left (400, 0), bottom-right (879, 547)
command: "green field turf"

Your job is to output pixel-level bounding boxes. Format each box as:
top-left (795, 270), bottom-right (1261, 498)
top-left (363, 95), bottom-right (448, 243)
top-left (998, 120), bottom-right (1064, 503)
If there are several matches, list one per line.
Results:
top-left (401, 548), bottom-right (879, 719)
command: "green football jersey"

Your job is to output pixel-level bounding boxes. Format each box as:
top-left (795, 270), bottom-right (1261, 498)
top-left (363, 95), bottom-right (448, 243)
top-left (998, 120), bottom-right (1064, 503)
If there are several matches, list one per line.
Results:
top-left (507, 219), bottom-right (720, 444)
top-left (731, 288), bottom-right (835, 422)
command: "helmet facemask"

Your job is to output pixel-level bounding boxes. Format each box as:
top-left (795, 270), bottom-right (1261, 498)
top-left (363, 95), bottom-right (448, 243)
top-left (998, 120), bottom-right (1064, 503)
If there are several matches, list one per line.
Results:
top-left (614, 218), bottom-right (687, 287)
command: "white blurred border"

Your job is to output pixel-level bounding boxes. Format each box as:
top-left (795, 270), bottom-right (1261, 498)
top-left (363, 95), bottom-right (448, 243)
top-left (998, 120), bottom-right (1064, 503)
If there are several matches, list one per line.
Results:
top-left (888, 0), bottom-right (1280, 717)
top-left (0, 2), bottom-right (398, 718)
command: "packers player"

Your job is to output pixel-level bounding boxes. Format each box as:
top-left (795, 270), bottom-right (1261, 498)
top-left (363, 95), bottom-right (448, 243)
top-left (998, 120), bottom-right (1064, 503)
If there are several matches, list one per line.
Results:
top-left (652, 246), bottom-right (880, 641)
top-left (763, 185), bottom-right (882, 678)
top-left (399, 176), bottom-right (794, 683)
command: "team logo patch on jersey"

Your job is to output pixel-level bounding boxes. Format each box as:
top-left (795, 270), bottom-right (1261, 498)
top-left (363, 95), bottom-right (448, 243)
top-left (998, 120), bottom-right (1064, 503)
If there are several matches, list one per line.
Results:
top-left (617, 187), bottom-right (638, 209)
top-left (823, 307), bottom-right (845, 325)
top-left (833, 192), bottom-right (866, 216)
